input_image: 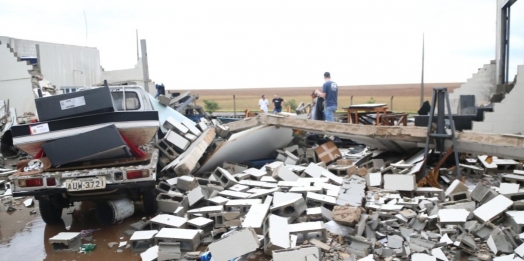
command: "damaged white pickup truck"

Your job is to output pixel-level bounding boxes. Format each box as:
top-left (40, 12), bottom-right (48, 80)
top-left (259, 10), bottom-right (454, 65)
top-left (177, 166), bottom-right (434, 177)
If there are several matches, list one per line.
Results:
top-left (7, 86), bottom-right (163, 225)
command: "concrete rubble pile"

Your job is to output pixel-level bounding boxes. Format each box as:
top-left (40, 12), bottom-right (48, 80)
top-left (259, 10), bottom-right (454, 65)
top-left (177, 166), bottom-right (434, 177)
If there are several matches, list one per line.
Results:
top-left (42, 113), bottom-right (524, 261)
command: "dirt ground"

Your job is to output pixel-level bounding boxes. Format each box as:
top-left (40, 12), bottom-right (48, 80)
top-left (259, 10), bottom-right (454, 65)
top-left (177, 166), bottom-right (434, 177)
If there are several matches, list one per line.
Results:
top-left (192, 82), bottom-right (462, 113)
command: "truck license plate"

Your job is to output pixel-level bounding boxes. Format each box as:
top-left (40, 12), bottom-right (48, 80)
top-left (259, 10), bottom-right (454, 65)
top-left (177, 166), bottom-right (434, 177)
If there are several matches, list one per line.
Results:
top-left (66, 177), bottom-right (106, 191)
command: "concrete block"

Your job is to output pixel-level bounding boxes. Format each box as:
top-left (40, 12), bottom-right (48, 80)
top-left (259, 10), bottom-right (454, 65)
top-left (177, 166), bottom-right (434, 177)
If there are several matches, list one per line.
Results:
top-left (239, 180), bottom-right (278, 188)
top-left (445, 179), bottom-right (468, 197)
top-left (155, 228), bottom-right (201, 251)
top-left (182, 119), bottom-right (202, 136)
top-left (438, 209), bottom-right (469, 224)
top-left (273, 246), bottom-right (321, 261)
top-left (158, 242), bottom-right (182, 261)
top-left (49, 232), bottom-right (81, 252)
top-left (163, 130), bottom-right (190, 151)
top-left (218, 190), bottom-right (251, 199)
top-left (242, 203), bottom-right (270, 234)
top-left (274, 165), bottom-right (300, 181)
top-left (366, 172), bottom-right (382, 187)
top-left (383, 174), bottom-right (416, 191)
top-left (324, 220), bottom-right (353, 236)
top-left (130, 230), bottom-right (158, 252)
top-left (270, 197), bottom-right (307, 222)
top-left (304, 162), bottom-right (325, 178)
top-left (187, 205), bottom-right (223, 219)
top-left (188, 186), bottom-right (206, 206)
top-left (288, 221), bottom-right (327, 243)
top-left (213, 167), bottom-right (238, 189)
top-left (225, 199), bottom-right (263, 215)
top-left (471, 182), bottom-right (492, 202)
top-left (187, 217), bottom-right (214, 235)
top-left (243, 167), bottom-right (267, 180)
top-left (176, 176), bottom-right (198, 191)
top-left (261, 176), bottom-right (277, 183)
top-left (228, 184), bottom-right (250, 192)
top-left (174, 206), bottom-right (185, 217)
top-left (500, 183), bottom-right (520, 194)
top-left (156, 193), bottom-right (189, 213)
top-left (448, 191), bottom-right (471, 201)
top-left (163, 116), bottom-right (189, 134)
top-left (209, 228), bottom-right (260, 261)
top-left (130, 220), bottom-right (149, 231)
top-left (306, 192), bottom-right (336, 208)
top-left (150, 214), bottom-right (187, 230)
top-left (306, 207), bottom-right (323, 221)
top-left (474, 195), bottom-right (513, 222)
top-left (207, 196), bottom-right (229, 205)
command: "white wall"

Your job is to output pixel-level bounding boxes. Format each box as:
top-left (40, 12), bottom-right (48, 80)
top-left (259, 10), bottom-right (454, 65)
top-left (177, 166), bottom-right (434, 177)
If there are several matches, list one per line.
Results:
top-left (37, 43), bottom-right (102, 88)
top-left (0, 36), bottom-right (42, 57)
top-left (448, 61), bottom-right (497, 113)
top-left (102, 58), bottom-right (155, 95)
top-left (473, 64), bottom-right (524, 134)
top-left (0, 43), bottom-right (35, 114)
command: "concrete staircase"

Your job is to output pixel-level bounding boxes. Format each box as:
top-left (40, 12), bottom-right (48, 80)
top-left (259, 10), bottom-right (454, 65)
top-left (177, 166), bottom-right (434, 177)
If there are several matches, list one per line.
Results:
top-left (472, 64), bottom-right (523, 134)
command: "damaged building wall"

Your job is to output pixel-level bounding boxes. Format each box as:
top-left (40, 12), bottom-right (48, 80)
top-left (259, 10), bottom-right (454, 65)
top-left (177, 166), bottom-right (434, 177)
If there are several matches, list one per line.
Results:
top-left (448, 61), bottom-right (496, 113)
top-left (473, 65), bottom-right (524, 134)
top-left (0, 42), bottom-right (35, 114)
top-left (102, 58), bottom-right (155, 96)
top-left (0, 36), bottom-right (44, 57)
top-left (36, 43), bottom-right (103, 88)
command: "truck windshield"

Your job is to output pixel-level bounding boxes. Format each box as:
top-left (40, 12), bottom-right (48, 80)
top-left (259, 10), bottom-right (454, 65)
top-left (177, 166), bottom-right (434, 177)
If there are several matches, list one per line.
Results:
top-left (111, 91), bottom-right (141, 111)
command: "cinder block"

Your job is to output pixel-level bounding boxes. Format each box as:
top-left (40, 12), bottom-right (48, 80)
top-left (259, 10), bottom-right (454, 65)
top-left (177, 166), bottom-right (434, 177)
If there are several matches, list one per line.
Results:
top-left (213, 167), bottom-right (238, 189)
top-left (504, 211), bottom-right (524, 234)
top-left (438, 209), bottom-right (470, 225)
top-left (155, 228), bottom-right (202, 251)
top-left (474, 195), bottom-right (514, 222)
top-left (149, 214), bottom-right (188, 230)
top-left (273, 165), bottom-right (300, 181)
top-left (188, 186), bottom-right (206, 207)
top-left (158, 242), bottom-right (182, 261)
top-left (266, 214), bottom-right (291, 255)
top-left (288, 221), bottom-right (327, 244)
top-left (209, 228), bottom-right (260, 261)
top-left (271, 196), bottom-right (307, 222)
top-left (445, 179), bottom-right (468, 197)
top-left (225, 199), bottom-right (263, 215)
top-left (187, 217), bottom-right (214, 235)
top-left (49, 232), bottom-right (81, 252)
top-left (130, 230), bottom-right (158, 253)
top-left (449, 191), bottom-right (471, 201)
top-left (156, 193), bottom-right (188, 213)
top-left (176, 176), bottom-right (198, 191)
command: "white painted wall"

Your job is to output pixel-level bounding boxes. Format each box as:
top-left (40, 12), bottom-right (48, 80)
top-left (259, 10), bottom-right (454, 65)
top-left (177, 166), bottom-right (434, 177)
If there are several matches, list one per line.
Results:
top-left (473, 64), bottom-right (524, 134)
top-left (448, 61), bottom-right (496, 113)
top-left (102, 58), bottom-right (155, 96)
top-left (37, 43), bottom-right (103, 88)
top-left (0, 36), bottom-right (42, 57)
top-left (0, 43), bottom-right (35, 114)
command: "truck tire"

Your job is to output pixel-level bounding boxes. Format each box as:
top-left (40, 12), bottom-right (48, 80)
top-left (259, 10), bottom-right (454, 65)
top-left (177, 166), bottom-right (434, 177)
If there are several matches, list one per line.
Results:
top-left (142, 188), bottom-right (158, 215)
top-left (38, 198), bottom-right (63, 225)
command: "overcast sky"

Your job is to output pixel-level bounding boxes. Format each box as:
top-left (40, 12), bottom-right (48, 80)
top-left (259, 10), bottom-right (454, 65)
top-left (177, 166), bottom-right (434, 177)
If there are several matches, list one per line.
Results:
top-left (1, 0), bottom-right (523, 89)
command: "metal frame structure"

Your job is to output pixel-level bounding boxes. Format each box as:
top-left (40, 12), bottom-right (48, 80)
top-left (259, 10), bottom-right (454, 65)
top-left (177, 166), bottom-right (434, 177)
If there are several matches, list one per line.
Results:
top-left (499, 0), bottom-right (518, 84)
top-left (420, 88), bottom-right (461, 180)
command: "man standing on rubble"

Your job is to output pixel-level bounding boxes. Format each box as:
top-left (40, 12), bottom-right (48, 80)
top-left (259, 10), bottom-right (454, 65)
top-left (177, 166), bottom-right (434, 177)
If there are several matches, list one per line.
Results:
top-left (272, 94), bottom-right (285, 113)
top-left (258, 95), bottom-right (269, 114)
top-left (315, 72), bottom-right (338, 122)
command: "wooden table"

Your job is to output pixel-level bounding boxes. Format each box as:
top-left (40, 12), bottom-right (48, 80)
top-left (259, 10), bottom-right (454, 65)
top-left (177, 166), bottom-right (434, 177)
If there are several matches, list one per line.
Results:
top-left (342, 104), bottom-right (388, 125)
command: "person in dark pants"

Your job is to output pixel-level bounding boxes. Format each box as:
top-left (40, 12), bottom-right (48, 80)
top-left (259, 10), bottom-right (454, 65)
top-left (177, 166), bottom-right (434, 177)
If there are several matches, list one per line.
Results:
top-left (272, 94), bottom-right (285, 113)
top-left (314, 72), bottom-right (338, 122)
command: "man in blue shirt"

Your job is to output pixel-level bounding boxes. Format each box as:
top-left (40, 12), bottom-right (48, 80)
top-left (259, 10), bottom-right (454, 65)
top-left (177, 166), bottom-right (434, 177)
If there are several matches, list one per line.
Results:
top-left (315, 72), bottom-right (338, 122)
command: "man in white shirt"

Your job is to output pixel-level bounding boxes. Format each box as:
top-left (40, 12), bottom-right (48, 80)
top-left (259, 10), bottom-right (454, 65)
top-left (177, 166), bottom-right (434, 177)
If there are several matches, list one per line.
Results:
top-left (258, 95), bottom-right (269, 114)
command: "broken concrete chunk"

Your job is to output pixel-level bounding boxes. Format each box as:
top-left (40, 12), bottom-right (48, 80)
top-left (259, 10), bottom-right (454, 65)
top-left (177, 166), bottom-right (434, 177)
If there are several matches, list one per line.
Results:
top-left (140, 245), bottom-right (159, 261)
top-left (411, 253), bottom-right (436, 261)
top-left (332, 205), bottom-right (361, 226)
top-left (444, 179), bottom-right (468, 197)
top-left (158, 242), bottom-right (182, 261)
top-left (438, 209), bottom-right (470, 224)
top-left (387, 234), bottom-right (404, 249)
top-left (499, 182), bottom-right (520, 194)
top-left (274, 165), bottom-right (300, 181)
top-left (208, 228), bottom-right (260, 261)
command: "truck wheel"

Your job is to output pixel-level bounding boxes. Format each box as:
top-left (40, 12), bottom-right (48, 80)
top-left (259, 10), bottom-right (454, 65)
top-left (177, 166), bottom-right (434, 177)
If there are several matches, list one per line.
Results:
top-left (142, 188), bottom-right (158, 215)
top-left (38, 198), bottom-right (63, 225)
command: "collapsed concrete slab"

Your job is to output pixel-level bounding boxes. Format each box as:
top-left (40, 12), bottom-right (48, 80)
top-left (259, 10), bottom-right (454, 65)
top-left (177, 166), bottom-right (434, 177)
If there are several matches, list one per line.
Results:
top-left (337, 175), bottom-right (366, 207)
top-left (474, 195), bottom-right (513, 222)
top-left (242, 203), bottom-right (270, 234)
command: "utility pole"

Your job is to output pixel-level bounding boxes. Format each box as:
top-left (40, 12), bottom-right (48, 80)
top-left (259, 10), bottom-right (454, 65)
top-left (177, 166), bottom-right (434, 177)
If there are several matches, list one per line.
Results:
top-left (420, 33), bottom-right (425, 107)
top-left (140, 39), bottom-right (150, 92)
